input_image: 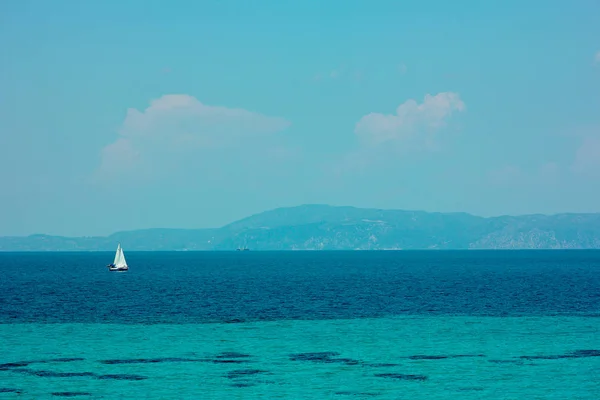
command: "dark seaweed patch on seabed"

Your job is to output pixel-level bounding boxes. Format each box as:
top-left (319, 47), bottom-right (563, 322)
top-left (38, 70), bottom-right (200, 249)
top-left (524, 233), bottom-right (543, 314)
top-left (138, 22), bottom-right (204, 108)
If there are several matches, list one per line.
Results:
top-left (0, 362), bottom-right (29, 370)
top-left (409, 355), bottom-right (447, 360)
top-left (225, 369), bottom-right (269, 379)
top-left (1, 367), bottom-right (149, 381)
top-left (211, 359), bottom-right (251, 364)
top-left (0, 358), bottom-right (84, 370)
top-left (47, 358), bottom-right (85, 363)
top-left (8, 369), bottom-right (95, 378)
top-left (457, 387), bottom-right (485, 392)
top-left (224, 318), bottom-right (245, 324)
top-left (408, 354), bottom-right (485, 360)
top-left (214, 352), bottom-right (252, 359)
top-left (210, 352), bottom-right (253, 364)
top-left (290, 352), bottom-right (339, 361)
top-left (51, 392), bottom-right (92, 397)
top-left (332, 358), bottom-right (361, 365)
top-left (230, 382), bottom-right (255, 388)
top-left (518, 349), bottom-right (600, 360)
top-left (32, 371), bottom-right (95, 378)
top-left (97, 374), bottom-right (147, 381)
top-left (0, 388), bottom-right (23, 394)
top-left (374, 373), bottom-right (428, 381)
top-left (289, 352), bottom-right (362, 365)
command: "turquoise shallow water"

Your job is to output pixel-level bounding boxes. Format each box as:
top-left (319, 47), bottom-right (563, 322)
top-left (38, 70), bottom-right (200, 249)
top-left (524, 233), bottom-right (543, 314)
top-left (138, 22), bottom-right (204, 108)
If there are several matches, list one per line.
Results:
top-left (1, 316), bottom-right (599, 399)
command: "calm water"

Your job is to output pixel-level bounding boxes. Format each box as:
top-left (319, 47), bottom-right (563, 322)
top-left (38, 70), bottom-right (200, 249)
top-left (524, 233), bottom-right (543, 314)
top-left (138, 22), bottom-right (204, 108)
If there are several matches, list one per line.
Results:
top-left (1, 251), bottom-right (599, 398)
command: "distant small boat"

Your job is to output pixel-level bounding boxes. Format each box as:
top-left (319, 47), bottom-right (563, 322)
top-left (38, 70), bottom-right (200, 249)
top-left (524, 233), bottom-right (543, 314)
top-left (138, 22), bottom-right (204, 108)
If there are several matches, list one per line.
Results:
top-left (107, 243), bottom-right (128, 271)
top-left (236, 247), bottom-right (250, 251)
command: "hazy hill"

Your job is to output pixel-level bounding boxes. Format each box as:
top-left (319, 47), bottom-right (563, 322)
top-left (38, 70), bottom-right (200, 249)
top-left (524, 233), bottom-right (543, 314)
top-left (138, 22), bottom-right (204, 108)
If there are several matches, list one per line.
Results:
top-left (2, 204), bottom-right (600, 251)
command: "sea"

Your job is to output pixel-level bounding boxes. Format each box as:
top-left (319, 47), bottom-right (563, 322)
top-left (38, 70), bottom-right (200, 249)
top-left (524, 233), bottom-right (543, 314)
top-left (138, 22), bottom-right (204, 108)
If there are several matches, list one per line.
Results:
top-left (0, 250), bottom-right (599, 399)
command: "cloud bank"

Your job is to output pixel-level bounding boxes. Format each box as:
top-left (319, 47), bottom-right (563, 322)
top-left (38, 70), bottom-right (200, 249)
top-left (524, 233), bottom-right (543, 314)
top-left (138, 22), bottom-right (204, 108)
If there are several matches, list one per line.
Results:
top-left (96, 94), bottom-right (290, 179)
top-left (355, 92), bottom-right (466, 146)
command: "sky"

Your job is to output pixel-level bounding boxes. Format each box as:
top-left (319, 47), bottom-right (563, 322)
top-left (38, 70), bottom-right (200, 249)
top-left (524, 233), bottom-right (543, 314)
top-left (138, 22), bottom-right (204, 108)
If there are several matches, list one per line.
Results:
top-left (1, 0), bottom-right (600, 236)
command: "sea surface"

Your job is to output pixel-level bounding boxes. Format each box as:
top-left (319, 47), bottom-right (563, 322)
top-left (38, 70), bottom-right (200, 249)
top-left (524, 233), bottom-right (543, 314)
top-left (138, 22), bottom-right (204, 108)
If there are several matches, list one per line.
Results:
top-left (0, 250), bottom-right (599, 399)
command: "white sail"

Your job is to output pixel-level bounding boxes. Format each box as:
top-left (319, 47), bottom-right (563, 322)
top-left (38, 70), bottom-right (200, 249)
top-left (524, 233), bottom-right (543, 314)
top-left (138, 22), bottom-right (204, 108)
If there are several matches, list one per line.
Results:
top-left (113, 244), bottom-right (127, 268)
top-left (113, 244), bottom-right (121, 265)
top-left (118, 246), bottom-right (127, 268)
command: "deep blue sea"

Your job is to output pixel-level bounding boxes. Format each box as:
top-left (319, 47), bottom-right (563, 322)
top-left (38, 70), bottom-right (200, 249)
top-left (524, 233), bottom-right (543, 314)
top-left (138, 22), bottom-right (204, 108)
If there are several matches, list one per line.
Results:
top-left (1, 250), bottom-right (599, 398)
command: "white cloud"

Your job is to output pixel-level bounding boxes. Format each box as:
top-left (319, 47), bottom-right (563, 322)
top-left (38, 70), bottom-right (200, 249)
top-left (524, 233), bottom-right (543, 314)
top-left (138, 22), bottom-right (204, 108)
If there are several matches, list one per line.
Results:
top-left (595, 51), bottom-right (600, 65)
top-left (96, 138), bottom-right (141, 178)
top-left (119, 94), bottom-right (289, 141)
top-left (354, 92), bottom-right (466, 146)
top-left (95, 94), bottom-right (290, 179)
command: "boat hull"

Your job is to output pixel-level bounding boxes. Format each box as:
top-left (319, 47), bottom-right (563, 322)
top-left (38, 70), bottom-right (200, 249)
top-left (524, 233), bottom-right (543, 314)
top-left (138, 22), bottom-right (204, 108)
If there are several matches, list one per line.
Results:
top-left (107, 264), bottom-right (128, 272)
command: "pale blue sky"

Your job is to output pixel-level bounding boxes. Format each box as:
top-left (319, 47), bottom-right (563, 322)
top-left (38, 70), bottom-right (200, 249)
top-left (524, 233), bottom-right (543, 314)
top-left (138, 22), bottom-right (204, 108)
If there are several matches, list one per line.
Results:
top-left (1, 0), bottom-right (600, 236)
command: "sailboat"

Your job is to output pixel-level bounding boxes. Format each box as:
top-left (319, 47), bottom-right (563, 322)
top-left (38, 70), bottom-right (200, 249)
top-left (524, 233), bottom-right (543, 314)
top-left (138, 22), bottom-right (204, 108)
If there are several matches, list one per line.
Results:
top-left (107, 243), bottom-right (128, 272)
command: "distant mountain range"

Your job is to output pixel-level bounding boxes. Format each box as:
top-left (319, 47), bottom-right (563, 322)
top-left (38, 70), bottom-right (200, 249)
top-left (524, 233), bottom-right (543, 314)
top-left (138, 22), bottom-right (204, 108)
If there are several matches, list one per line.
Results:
top-left (2, 204), bottom-right (600, 251)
